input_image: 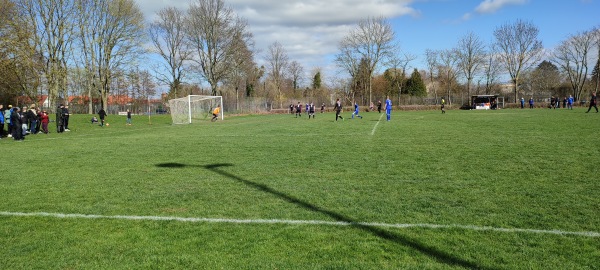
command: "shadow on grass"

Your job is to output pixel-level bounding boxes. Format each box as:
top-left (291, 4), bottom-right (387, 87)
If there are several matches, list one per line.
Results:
top-left (156, 162), bottom-right (493, 270)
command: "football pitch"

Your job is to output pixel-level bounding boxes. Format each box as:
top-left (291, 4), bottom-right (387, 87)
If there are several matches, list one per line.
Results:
top-left (1, 108), bottom-right (599, 269)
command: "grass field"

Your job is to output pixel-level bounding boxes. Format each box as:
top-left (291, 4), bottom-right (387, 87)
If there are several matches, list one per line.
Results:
top-left (1, 108), bottom-right (599, 269)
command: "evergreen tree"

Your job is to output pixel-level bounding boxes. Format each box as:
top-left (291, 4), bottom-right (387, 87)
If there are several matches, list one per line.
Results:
top-left (312, 71), bottom-right (321, 90)
top-left (405, 68), bottom-right (427, 97)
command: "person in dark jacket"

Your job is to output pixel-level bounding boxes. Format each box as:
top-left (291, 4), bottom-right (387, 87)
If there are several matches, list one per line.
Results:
top-left (63, 105), bottom-right (70, 131)
top-left (56, 104), bottom-right (64, 133)
top-left (11, 107), bottom-right (23, 141)
top-left (27, 106), bottom-right (38, 134)
top-left (98, 108), bottom-right (107, 126)
top-left (585, 92), bottom-right (598, 113)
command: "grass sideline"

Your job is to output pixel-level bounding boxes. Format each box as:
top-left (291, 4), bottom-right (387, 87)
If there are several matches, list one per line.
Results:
top-left (1, 108), bottom-right (599, 269)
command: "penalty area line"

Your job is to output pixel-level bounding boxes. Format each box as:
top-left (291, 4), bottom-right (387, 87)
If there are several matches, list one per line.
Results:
top-left (1, 211), bottom-right (598, 238)
top-left (371, 113), bottom-right (385, 136)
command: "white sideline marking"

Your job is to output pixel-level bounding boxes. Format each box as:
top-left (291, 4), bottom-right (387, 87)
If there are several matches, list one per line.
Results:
top-left (1, 211), bottom-right (598, 238)
top-left (371, 113), bottom-right (385, 136)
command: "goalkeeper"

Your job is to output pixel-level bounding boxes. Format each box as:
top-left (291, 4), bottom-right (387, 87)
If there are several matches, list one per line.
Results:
top-left (211, 106), bottom-right (221, 122)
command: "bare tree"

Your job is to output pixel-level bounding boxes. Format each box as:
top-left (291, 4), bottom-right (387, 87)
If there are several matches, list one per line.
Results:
top-left (75, 0), bottom-right (145, 111)
top-left (336, 16), bottom-right (396, 105)
top-left (553, 30), bottom-right (596, 101)
top-left (456, 32), bottom-right (486, 105)
top-left (425, 49), bottom-right (439, 103)
top-left (386, 51), bottom-right (416, 105)
top-left (149, 6), bottom-right (191, 99)
top-left (265, 41), bottom-right (289, 108)
top-left (287, 60), bottom-right (304, 91)
top-left (438, 49), bottom-right (459, 105)
top-left (482, 43), bottom-right (502, 95)
top-left (185, 0), bottom-right (250, 96)
top-left (18, 0), bottom-right (77, 109)
top-left (493, 19), bottom-right (543, 102)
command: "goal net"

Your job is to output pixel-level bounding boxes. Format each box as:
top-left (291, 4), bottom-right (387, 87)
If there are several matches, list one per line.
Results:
top-left (168, 95), bottom-right (223, 124)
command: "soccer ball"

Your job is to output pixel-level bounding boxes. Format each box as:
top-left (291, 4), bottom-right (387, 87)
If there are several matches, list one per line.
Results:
top-left (106, 123), bottom-right (110, 126)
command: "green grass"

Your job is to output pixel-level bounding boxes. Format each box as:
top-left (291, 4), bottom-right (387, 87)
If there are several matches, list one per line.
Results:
top-left (1, 108), bottom-right (599, 269)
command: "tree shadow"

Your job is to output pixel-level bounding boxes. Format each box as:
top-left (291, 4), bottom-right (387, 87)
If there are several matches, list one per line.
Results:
top-left (156, 162), bottom-right (494, 270)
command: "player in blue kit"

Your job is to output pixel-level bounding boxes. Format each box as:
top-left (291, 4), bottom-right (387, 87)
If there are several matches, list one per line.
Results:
top-left (351, 102), bottom-right (363, 119)
top-left (385, 96), bottom-right (392, 121)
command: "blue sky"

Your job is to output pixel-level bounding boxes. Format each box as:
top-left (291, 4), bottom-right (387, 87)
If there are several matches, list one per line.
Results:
top-left (137, 0), bottom-right (600, 84)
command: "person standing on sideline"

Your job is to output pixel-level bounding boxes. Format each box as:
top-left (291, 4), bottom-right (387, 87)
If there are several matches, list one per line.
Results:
top-left (369, 102), bottom-right (374, 112)
top-left (567, 95), bottom-right (574, 110)
top-left (441, 97), bottom-right (446, 114)
top-left (529, 97), bottom-right (534, 109)
top-left (41, 111), bottom-right (49, 134)
top-left (351, 102), bottom-right (363, 119)
top-left (0, 104), bottom-right (4, 138)
top-left (98, 107), bottom-right (107, 126)
top-left (27, 106), bottom-right (38, 135)
top-left (56, 104), bottom-right (64, 132)
top-left (5, 105), bottom-right (12, 137)
top-left (126, 109), bottom-right (132, 125)
top-left (211, 106), bottom-right (220, 122)
top-left (63, 105), bottom-right (71, 131)
top-left (11, 107), bottom-right (23, 141)
top-left (385, 96), bottom-right (392, 121)
top-left (334, 98), bottom-right (344, 121)
top-left (321, 103), bottom-right (325, 113)
top-left (520, 97), bottom-right (525, 109)
top-left (377, 100), bottom-right (382, 113)
top-left (586, 92), bottom-right (598, 113)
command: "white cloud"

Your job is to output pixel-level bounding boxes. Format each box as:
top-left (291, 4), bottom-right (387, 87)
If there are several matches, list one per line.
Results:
top-left (474, 0), bottom-right (528, 14)
top-left (135, 0), bottom-right (418, 79)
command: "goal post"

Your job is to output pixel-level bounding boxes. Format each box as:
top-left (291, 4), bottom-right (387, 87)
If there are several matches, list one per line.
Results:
top-left (168, 95), bottom-right (223, 124)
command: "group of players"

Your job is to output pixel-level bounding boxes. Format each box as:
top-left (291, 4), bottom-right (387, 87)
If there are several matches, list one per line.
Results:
top-left (291, 96), bottom-right (393, 122)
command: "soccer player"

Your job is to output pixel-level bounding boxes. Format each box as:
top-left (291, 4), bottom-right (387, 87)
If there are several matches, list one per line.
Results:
top-left (441, 97), bottom-right (446, 114)
top-left (585, 92), bottom-right (598, 113)
top-left (211, 106), bottom-right (220, 122)
top-left (305, 103), bottom-right (310, 116)
top-left (351, 102), bottom-right (363, 119)
top-left (295, 102), bottom-right (302, 117)
top-left (377, 100), bottom-right (382, 113)
top-left (309, 103), bottom-right (315, 119)
top-left (385, 96), bottom-right (392, 121)
top-left (334, 99), bottom-right (343, 121)
top-left (98, 107), bottom-right (107, 126)
top-left (567, 95), bottom-right (574, 110)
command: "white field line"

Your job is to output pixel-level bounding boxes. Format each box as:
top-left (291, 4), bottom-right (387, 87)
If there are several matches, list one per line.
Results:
top-left (1, 211), bottom-right (598, 238)
top-left (371, 113), bottom-right (385, 136)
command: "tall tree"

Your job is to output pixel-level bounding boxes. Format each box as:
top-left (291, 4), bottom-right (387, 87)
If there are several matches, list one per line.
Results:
top-left (265, 41), bottom-right (288, 108)
top-left (75, 0), bottom-right (146, 111)
top-left (336, 16), bottom-right (396, 105)
top-left (553, 29), bottom-right (596, 101)
top-left (404, 68), bottom-right (427, 97)
top-left (288, 60), bottom-right (304, 91)
top-left (425, 49), bottom-right (439, 102)
top-left (149, 6), bottom-right (191, 99)
top-left (185, 0), bottom-right (250, 96)
top-left (493, 19), bottom-right (543, 102)
top-left (386, 51), bottom-right (416, 105)
top-left (482, 44), bottom-right (502, 95)
top-left (438, 49), bottom-right (459, 105)
top-left (18, 0), bottom-right (77, 109)
top-left (456, 32), bottom-right (486, 104)
top-left (529, 60), bottom-right (560, 98)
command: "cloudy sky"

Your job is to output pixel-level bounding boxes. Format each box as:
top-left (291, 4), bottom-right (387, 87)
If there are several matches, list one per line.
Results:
top-left (135, 0), bottom-right (599, 82)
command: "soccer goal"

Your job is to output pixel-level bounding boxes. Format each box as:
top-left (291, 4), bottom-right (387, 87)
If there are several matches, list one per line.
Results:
top-left (168, 95), bottom-right (223, 124)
